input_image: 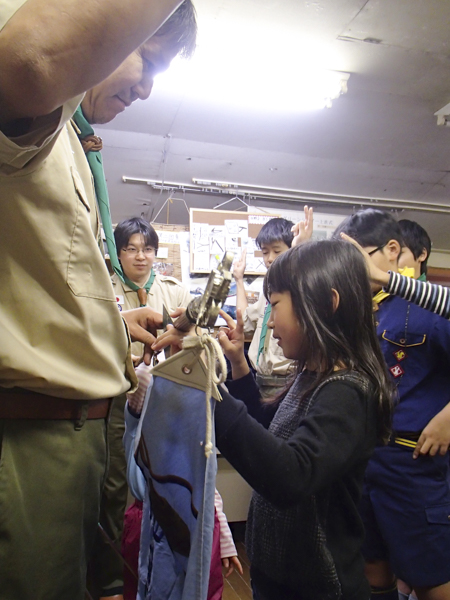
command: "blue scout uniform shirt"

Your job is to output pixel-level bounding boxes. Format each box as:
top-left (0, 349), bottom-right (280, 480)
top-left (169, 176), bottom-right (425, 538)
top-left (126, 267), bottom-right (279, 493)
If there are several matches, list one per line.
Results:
top-left (376, 294), bottom-right (450, 432)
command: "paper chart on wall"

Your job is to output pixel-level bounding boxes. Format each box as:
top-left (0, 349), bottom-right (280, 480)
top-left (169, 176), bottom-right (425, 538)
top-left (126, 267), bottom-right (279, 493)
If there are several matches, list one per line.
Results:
top-left (226, 235), bottom-right (240, 252)
top-left (224, 220), bottom-right (248, 237)
top-left (210, 235), bottom-right (225, 254)
top-left (193, 247), bottom-right (210, 271)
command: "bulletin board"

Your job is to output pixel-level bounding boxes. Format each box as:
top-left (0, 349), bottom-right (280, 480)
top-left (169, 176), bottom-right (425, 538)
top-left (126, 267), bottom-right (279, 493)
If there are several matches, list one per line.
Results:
top-left (153, 223), bottom-right (189, 281)
top-left (190, 208), bottom-right (280, 274)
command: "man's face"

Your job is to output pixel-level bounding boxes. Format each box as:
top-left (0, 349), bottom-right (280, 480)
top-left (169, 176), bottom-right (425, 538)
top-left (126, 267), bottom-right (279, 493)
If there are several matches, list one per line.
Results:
top-left (260, 241), bottom-right (290, 270)
top-left (118, 233), bottom-right (155, 283)
top-left (82, 34), bottom-right (178, 124)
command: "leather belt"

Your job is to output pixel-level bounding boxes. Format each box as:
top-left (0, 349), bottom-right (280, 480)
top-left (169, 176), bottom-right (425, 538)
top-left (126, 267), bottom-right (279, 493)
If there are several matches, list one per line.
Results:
top-left (0, 390), bottom-right (112, 420)
top-left (389, 431), bottom-right (421, 449)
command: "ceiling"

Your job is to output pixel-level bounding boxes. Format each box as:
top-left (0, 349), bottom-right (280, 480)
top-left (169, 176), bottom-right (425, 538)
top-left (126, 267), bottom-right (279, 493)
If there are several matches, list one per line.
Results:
top-left (97, 0), bottom-right (450, 259)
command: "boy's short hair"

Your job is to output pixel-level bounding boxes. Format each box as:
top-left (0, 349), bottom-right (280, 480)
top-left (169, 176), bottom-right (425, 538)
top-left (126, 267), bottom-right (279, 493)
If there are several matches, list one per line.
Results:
top-left (114, 217), bottom-right (159, 253)
top-left (332, 208), bottom-right (404, 248)
top-left (398, 219), bottom-right (432, 275)
top-left (255, 218), bottom-right (294, 249)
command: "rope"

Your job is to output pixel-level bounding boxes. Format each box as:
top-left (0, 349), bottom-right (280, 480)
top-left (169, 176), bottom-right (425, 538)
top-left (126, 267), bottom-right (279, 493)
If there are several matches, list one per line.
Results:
top-left (182, 334), bottom-right (227, 457)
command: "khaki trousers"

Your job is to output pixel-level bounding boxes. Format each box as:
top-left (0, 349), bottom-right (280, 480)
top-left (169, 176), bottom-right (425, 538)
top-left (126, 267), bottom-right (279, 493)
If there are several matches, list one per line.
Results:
top-left (0, 417), bottom-right (107, 600)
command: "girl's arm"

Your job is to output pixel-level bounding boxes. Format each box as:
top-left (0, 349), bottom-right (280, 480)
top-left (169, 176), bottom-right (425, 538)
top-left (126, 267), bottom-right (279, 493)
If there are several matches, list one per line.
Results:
top-left (214, 490), bottom-right (244, 578)
top-left (215, 380), bottom-right (377, 508)
top-left (386, 271), bottom-right (450, 319)
top-left (341, 232), bottom-right (450, 319)
top-left (218, 308), bottom-right (278, 427)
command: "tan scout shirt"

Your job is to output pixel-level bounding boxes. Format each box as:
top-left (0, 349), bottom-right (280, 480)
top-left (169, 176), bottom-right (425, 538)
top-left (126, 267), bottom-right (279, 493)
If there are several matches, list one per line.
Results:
top-left (244, 292), bottom-right (294, 377)
top-left (112, 273), bottom-right (192, 356)
top-left (0, 2), bottom-right (136, 399)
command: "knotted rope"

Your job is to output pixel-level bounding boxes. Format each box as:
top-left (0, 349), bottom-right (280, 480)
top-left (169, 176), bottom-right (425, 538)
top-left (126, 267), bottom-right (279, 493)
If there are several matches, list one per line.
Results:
top-left (182, 333), bottom-right (227, 457)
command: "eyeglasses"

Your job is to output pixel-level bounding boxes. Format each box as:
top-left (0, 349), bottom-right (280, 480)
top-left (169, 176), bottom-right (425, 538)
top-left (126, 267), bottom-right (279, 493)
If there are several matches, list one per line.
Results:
top-left (122, 246), bottom-right (155, 257)
top-left (367, 244), bottom-right (386, 256)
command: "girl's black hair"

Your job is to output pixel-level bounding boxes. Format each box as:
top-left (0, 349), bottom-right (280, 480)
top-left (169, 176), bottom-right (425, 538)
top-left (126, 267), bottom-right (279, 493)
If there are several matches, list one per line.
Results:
top-left (263, 239), bottom-right (392, 443)
top-left (114, 217), bottom-right (159, 253)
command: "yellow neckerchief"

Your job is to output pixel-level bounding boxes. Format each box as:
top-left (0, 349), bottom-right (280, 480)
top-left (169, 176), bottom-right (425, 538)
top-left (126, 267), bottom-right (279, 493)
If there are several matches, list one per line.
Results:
top-left (373, 267), bottom-right (415, 307)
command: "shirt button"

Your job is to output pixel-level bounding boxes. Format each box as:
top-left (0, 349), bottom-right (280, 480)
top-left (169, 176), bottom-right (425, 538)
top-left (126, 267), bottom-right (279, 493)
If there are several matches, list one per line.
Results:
top-left (399, 338), bottom-right (406, 344)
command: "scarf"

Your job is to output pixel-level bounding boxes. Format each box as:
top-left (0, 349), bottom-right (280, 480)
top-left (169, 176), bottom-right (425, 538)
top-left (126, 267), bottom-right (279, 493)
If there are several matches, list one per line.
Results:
top-left (72, 106), bottom-right (155, 304)
top-left (257, 303), bottom-right (272, 365)
top-left (373, 266), bottom-right (415, 306)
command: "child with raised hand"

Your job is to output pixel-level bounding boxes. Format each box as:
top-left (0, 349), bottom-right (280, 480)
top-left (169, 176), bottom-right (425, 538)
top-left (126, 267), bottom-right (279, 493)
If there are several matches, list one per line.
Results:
top-left (214, 240), bottom-right (392, 600)
top-left (232, 206), bottom-right (313, 399)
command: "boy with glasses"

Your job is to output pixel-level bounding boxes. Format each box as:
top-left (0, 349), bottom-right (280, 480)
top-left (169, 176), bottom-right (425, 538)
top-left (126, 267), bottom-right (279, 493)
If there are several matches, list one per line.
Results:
top-left (334, 208), bottom-right (450, 600)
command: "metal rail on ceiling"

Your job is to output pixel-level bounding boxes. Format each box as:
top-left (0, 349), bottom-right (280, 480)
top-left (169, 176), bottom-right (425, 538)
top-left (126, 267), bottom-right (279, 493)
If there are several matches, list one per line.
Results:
top-left (122, 176), bottom-right (450, 215)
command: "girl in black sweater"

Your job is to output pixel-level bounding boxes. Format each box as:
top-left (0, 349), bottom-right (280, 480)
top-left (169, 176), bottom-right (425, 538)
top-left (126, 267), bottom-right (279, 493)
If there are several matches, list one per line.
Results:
top-left (153, 239), bottom-right (393, 600)
top-left (213, 240), bottom-right (393, 600)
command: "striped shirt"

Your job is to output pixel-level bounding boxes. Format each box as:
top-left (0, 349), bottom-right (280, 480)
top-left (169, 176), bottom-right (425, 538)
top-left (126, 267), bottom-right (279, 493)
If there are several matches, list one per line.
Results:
top-left (386, 271), bottom-right (450, 319)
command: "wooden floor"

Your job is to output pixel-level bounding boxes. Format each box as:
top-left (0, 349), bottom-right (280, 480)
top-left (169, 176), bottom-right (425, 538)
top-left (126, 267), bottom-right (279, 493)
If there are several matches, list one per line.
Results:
top-left (223, 540), bottom-right (252, 600)
top-left (222, 521), bottom-right (252, 600)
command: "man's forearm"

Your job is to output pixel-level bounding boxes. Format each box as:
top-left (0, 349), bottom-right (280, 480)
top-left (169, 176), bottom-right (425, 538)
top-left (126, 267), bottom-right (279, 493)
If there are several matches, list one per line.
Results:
top-left (0, 0), bottom-right (182, 123)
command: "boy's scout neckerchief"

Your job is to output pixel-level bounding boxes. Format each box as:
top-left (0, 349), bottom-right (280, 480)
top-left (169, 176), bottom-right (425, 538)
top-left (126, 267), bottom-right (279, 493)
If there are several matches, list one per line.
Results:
top-left (257, 302), bottom-right (272, 364)
top-left (72, 105), bottom-right (155, 305)
top-left (373, 266), bottom-right (415, 306)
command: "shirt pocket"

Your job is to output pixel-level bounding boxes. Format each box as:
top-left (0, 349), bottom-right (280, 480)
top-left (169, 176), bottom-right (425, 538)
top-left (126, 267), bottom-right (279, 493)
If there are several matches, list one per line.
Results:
top-left (66, 167), bottom-right (113, 300)
top-left (381, 329), bottom-right (427, 348)
top-left (425, 503), bottom-right (450, 526)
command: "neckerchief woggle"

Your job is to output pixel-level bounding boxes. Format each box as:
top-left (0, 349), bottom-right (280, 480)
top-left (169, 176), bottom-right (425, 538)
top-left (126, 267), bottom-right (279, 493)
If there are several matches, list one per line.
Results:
top-left (72, 106), bottom-right (155, 305)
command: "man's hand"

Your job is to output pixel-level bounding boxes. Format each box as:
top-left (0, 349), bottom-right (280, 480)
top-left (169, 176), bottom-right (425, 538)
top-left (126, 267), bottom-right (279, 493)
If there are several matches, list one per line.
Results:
top-left (291, 205), bottom-right (314, 247)
top-left (121, 307), bottom-right (163, 365)
top-left (413, 405), bottom-right (450, 459)
top-left (217, 308), bottom-right (249, 379)
top-left (233, 248), bottom-right (247, 282)
top-left (151, 324), bottom-right (193, 355)
top-left (340, 233), bottom-right (390, 287)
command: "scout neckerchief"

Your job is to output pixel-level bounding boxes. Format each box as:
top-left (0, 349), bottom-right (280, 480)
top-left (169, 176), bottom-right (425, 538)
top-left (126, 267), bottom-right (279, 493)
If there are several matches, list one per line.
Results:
top-left (373, 266), bottom-right (415, 306)
top-left (72, 105), bottom-right (155, 305)
top-left (257, 302), bottom-right (272, 365)
top-left (418, 273), bottom-right (427, 282)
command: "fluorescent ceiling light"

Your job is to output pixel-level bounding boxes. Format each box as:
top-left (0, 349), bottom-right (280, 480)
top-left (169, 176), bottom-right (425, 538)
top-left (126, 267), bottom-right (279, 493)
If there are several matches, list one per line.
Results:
top-left (155, 27), bottom-right (349, 112)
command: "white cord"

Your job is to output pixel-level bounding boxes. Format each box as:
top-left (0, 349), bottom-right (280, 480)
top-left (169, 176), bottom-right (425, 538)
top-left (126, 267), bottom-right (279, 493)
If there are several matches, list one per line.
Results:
top-left (182, 334), bottom-right (227, 456)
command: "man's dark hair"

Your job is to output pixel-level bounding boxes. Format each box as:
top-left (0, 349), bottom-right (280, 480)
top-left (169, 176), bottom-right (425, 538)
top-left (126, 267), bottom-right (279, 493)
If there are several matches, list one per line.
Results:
top-left (156, 0), bottom-right (197, 59)
top-left (398, 219), bottom-right (432, 275)
top-left (332, 208), bottom-right (403, 248)
top-left (255, 218), bottom-right (294, 249)
top-left (114, 217), bottom-right (159, 252)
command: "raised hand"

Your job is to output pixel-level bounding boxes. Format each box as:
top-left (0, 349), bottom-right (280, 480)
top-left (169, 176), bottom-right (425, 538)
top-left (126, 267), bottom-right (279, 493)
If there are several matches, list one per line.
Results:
top-left (217, 308), bottom-right (249, 380)
top-left (291, 205), bottom-right (314, 247)
top-left (233, 248), bottom-right (247, 281)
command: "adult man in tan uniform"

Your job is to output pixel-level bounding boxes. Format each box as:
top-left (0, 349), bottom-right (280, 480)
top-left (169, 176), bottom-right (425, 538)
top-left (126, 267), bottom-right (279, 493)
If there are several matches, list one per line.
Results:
top-left (0, 1), bottom-right (196, 598)
top-left (91, 217), bottom-right (191, 599)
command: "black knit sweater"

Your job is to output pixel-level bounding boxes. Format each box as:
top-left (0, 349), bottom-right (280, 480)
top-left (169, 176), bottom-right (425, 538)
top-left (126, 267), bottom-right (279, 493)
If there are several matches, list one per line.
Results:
top-left (215, 371), bottom-right (377, 600)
